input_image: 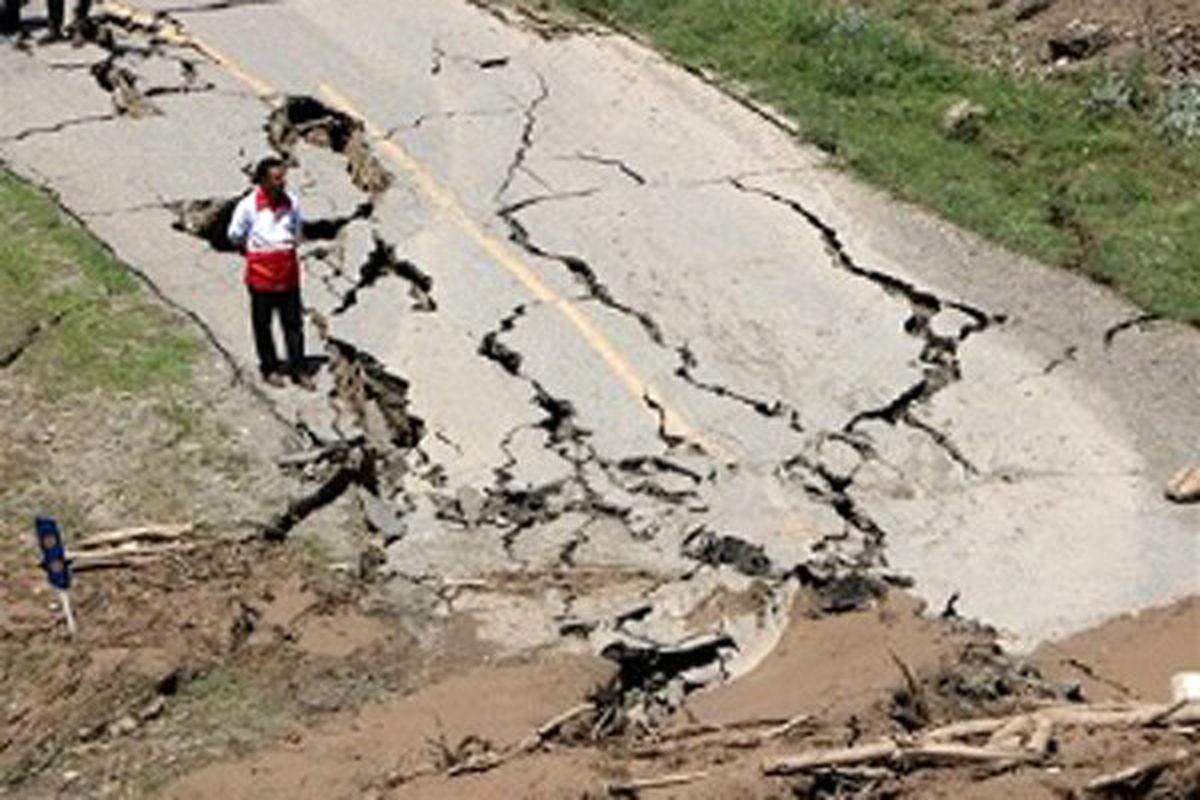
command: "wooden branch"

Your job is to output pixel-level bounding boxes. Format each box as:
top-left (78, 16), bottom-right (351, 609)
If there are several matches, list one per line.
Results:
top-left (909, 743), bottom-right (1033, 764)
top-left (922, 702), bottom-right (1200, 744)
top-left (923, 717), bottom-right (1010, 741)
top-left (986, 715), bottom-right (1031, 750)
top-left (630, 714), bottom-right (811, 758)
top-left (446, 703), bottom-right (595, 778)
top-left (764, 739), bottom-right (1035, 776)
top-left (75, 523), bottom-right (192, 549)
top-left (1026, 716), bottom-right (1055, 757)
top-left (513, 703), bottom-right (594, 752)
top-left (70, 542), bottom-right (194, 564)
top-left (607, 771), bottom-right (709, 795)
top-left (764, 741), bottom-right (901, 775)
top-left (659, 716), bottom-right (792, 743)
top-left (1084, 748), bottom-right (1195, 793)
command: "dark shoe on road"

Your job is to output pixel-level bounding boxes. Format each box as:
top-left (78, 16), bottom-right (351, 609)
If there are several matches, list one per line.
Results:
top-left (291, 372), bottom-right (317, 391)
top-left (262, 371), bottom-right (287, 388)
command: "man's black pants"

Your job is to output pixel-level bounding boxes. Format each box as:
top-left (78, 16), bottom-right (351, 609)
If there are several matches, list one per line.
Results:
top-left (2, 0), bottom-right (92, 34)
top-left (248, 288), bottom-right (305, 377)
top-left (1, 0), bottom-right (19, 34)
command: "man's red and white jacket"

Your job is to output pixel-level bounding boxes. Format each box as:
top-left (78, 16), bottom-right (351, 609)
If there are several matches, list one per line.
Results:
top-left (227, 187), bottom-right (303, 292)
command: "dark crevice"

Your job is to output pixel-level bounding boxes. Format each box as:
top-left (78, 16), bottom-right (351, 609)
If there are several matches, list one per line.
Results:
top-left (143, 80), bottom-right (217, 98)
top-left (333, 236), bottom-right (435, 315)
top-left (301, 201), bottom-right (373, 241)
top-left (731, 178), bottom-right (1002, 480)
top-left (267, 96), bottom-right (393, 197)
top-left (477, 304), bottom-right (527, 376)
top-left (386, 107), bottom-right (519, 136)
top-left (90, 56), bottom-right (161, 117)
top-left (1042, 345), bottom-right (1078, 375)
top-left (155, 0), bottom-right (278, 13)
top-left (779, 450), bottom-right (888, 566)
top-left (323, 333), bottom-right (426, 451)
top-left (900, 413), bottom-right (979, 476)
top-left (675, 343), bottom-right (803, 430)
top-left (566, 152), bottom-right (646, 185)
top-left (498, 193), bottom-right (666, 346)
top-left (262, 449), bottom-right (375, 541)
top-left (0, 309), bottom-right (72, 368)
top-left (167, 195), bottom-right (240, 251)
top-left (681, 527), bottom-right (773, 577)
top-left (641, 392), bottom-right (688, 451)
top-left (1, 113), bottom-right (119, 143)
top-left (495, 73), bottom-right (549, 202)
top-left (1103, 313), bottom-right (1161, 349)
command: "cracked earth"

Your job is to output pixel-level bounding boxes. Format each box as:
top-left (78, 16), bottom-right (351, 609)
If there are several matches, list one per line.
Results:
top-left (1, 0), bottom-right (1198, 795)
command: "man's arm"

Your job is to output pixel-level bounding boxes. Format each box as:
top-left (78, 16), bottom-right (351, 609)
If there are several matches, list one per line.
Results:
top-left (226, 195), bottom-right (254, 250)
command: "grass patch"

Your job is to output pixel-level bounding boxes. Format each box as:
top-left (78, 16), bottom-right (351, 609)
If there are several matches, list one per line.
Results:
top-left (0, 169), bottom-right (196, 395)
top-left (542, 0), bottom-right (1200, 322)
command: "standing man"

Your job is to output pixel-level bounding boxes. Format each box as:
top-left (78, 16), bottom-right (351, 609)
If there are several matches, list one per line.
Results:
top-left (227, 157), bottom-right (315, 389)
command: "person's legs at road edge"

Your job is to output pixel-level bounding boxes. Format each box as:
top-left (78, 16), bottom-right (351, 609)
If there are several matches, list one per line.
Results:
top-left (45, 0), bottom-right (64, 39)
top-left (1, 0), bottom-right (20, 37)
top-left (249, 288), bottom-right (286, 387)
top-left (278, 289), bottom-right (313, 389)
top-left (69, 0), bottom-right (89, 43)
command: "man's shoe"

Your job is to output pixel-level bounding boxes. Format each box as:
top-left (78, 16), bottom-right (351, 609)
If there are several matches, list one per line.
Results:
top-left (291, 372), bottom-right (317, 391)
top-left (37, 29), bottom-right (63, 44)
top-left (263, 371), bottom-right (287, 388)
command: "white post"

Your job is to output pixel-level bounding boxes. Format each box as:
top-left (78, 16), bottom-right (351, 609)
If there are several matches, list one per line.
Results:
top-left (58, 590), bottom-right (77, 637)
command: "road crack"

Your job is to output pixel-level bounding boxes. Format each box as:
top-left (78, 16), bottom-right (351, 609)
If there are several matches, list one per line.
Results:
top-left (333, 235), bottom-right (436, 315)
top-left (731, 178), bottom-right (1000, 476)
top-left (495, 73), bottom-right (549, 202)
top-left (1, 114), bottom-right (119, 143)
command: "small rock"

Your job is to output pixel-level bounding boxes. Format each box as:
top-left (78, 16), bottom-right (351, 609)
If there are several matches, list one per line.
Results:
top-left (941, 99), bottom-right (988, 142)
top-left (137, 696), bottom-right (165, 722)
top-left (107, 715), bottom-right (138, 737)
top-left (1165, 467), bottom-right (1200, 503)
top-left (1048, 21), bottom-right (1110, 61)
top-left (61, 770), bottom-right (81, 785)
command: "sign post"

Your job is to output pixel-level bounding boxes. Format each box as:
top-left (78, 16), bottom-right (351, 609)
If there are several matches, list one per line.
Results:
top-left (35, 516), bottom-right (75, 637)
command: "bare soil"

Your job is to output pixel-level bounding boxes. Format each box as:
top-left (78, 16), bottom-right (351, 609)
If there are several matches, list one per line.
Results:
top-left (900, 0), bottom-right (1200, 78)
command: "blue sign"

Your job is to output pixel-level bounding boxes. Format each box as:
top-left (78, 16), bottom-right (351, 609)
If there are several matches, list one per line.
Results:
top-left (35, 516), bottom-right (71, 591)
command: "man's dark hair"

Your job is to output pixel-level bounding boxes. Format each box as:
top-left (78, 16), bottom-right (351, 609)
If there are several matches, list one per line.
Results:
top-left (253, 156), bottom-right (286, 185)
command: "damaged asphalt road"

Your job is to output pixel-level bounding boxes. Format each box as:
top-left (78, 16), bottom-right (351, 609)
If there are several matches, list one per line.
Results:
top-left (1, 0), bottom-right (1197, 729)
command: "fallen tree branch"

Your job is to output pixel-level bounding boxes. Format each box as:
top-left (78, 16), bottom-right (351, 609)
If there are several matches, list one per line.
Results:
top-left (923, 701), bottom-right (1200, 743)
top-left (70, 542), bottom-right (196, 568)
top-left (630, 714), bottom-right (810, 759)
top-left (764, 740), bottom-right (1033, 775)
top-left (607, 770), bottom-right (709, 795)
top-left (445, 702), bottom-right (596, 778)
top-left (1084, 748), bottom-right (1195, 793)
top-left (766, 703), bottom-right (1200, 776)
top-left (75, 523), bottom-right (192, 549)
